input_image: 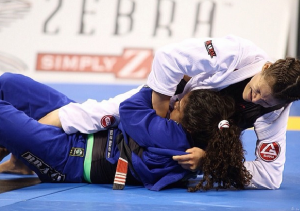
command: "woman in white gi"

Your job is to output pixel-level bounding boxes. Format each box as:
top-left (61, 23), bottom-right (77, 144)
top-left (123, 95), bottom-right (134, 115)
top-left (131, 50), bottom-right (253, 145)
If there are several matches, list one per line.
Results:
top-left (148, 35), bottom-right (300, 190)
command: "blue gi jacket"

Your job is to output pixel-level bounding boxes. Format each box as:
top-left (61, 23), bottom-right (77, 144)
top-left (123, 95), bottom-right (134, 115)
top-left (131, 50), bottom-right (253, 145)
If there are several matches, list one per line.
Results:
top-left (118, 86), bottom-right (194, 191)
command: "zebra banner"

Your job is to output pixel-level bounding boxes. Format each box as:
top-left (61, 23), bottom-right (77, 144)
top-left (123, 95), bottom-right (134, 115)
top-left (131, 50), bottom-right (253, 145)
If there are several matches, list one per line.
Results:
top-left (0, 0), bottom-right (295, 84)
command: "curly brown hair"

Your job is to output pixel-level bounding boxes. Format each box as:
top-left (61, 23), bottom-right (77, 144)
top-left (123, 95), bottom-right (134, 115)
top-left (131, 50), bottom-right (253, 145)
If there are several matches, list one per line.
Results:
top-left (180, 89), bottom-right (252, 191)
top-left (263, 57), bottom-right (300, 103)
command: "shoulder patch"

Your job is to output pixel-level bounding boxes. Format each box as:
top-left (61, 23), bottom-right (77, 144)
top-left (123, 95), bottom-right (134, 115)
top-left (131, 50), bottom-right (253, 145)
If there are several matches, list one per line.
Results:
top-left (101, 115), bottom-right (116, 128)
top-left (204, 40), bottom-right (217, 58)
top-left (258, 142), bottom-right (281, 162)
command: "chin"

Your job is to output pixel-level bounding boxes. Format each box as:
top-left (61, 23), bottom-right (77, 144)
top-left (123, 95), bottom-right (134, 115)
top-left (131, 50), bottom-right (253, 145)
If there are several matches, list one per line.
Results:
top-left (242, 87), bottom-right (251, 102)
top-left (242, 92), bottom-right (247, 101)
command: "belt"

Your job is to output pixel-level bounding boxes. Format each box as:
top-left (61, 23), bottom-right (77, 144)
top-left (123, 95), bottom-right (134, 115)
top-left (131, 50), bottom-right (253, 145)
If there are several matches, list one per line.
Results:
top-left (83, 134), bottom-right (94, 183)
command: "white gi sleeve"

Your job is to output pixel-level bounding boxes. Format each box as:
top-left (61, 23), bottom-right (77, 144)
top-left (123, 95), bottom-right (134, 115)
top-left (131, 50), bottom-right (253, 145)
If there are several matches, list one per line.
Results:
top-left (58, 85), bottom-right (143, 134)
top-left (244, 104), bottom-right (291, 189)
top-left (147, 34), bottom-right (270, 96)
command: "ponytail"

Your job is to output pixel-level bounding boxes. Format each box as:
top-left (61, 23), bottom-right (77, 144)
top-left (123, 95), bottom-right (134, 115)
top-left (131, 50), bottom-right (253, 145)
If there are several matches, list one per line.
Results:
top-left (181, 89), bottom-right (252, 191)
top-left (188, 124), bottom-right (252, 191)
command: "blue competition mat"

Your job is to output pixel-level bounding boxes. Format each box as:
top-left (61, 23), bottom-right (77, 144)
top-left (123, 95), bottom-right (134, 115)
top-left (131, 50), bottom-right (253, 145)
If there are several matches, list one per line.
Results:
top-left (0, 83), bottom-right (299, 211)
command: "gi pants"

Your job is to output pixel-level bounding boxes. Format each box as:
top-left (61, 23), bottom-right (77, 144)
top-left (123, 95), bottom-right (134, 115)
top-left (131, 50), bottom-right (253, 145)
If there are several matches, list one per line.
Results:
top-left (0, 73), bottom-right (86, 183)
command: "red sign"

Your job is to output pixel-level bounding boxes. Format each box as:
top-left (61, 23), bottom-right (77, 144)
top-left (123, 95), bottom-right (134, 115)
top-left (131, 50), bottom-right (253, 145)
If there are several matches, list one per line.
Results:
top-left (36, 48), bottom-right (153, 79)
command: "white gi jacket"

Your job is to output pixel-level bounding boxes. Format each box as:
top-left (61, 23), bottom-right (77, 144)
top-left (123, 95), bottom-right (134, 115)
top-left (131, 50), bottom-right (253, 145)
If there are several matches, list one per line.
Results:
top-left (147, 34), bottom-right (290, 190)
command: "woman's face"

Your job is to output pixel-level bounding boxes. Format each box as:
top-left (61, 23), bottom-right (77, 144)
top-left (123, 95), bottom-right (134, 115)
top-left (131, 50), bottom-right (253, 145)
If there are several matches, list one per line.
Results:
top-left (169, 93), bottom-right (190, 123)
top-left (242, 71), bottom-right (280, 108)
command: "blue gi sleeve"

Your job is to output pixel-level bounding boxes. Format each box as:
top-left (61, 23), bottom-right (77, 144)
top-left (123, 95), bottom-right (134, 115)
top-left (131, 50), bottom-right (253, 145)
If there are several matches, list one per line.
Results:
top-left (119, 86), bottom-right (191, 151)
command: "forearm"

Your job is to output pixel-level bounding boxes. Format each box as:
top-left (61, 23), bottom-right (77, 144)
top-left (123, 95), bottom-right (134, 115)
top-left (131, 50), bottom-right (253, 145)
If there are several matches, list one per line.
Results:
top-left (152, 91), bottom-right (171, 118)
top-left (59, 85), bottom-right (143, 134)
top-left (244, 105), bottom-right (290, 189)
top-left (38, 109), bottom-right (62, 128)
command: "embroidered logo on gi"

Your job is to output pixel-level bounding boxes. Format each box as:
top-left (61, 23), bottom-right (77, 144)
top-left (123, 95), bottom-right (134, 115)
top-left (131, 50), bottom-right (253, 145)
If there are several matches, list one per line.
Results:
top-left (258, 142), bottom-right (281, 162)
top-left (22, 152), bottom-right (65, 182)
top-left (204, 40), bottom-right (217, 58)
top-left (101, 115), bottom-right (116, 128)
top-left (107, 129), bottom-right (114, 158)
top-left (69, 147), bottom-right (84, 157)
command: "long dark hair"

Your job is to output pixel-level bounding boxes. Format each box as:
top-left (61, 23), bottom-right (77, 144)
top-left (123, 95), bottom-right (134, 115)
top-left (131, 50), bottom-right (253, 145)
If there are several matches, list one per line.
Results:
top-left (180, 89), bottom-right (252, 191)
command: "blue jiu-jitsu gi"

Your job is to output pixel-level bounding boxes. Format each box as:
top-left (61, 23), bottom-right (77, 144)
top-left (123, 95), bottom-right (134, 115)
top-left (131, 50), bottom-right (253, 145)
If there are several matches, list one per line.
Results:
top-left (0, 73), bottom-right (193, 191)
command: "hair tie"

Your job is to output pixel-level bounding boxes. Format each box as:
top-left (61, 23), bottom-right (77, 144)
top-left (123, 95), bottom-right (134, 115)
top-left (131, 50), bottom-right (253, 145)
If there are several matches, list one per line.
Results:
top-left (218, 120), bottom-right (230, 130)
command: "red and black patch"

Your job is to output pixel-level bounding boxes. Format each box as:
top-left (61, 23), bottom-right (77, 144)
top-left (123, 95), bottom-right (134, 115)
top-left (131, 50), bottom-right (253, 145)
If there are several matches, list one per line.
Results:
top-left (258, 142), bottom-right (281, 162)
top-left (204, 40), bottom-right (217, 58)
top-left (100, 115), bottom-right (116, 128)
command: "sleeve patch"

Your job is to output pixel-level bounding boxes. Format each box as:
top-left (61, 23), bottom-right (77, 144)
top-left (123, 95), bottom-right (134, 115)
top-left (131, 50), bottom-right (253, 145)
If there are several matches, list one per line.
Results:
top-left (258, 142), bottom-right (281, 162)
top-left (101, 115), bottom-right (116, 128)
top-left (204, 40), bottom-right (217, 58)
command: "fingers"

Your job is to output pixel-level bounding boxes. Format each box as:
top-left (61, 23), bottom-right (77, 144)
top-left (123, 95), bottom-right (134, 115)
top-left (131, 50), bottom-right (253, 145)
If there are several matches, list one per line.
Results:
top-left (181, 164), bottom-right (195, 171)
top-left (173, 154), bottom-right (198, 171)
top-left (173, 154), bottom-right (191, 162)
top-left (173, 147), bottom-right (206, 172)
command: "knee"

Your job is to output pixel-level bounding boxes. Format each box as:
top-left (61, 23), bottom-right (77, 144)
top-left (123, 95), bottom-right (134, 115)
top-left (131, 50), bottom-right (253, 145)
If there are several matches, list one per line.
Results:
top-left (0, 72), bottom-right (15, 86)
top-left (0, 73), bottom-right (20, 100)
top-left (0, 72), bottom-right (20, 89)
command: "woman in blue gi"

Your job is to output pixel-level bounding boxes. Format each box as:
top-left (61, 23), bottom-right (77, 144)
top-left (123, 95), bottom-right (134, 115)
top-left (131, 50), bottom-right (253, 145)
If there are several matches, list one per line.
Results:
top-left (0, 73), bottom-right (249, 191)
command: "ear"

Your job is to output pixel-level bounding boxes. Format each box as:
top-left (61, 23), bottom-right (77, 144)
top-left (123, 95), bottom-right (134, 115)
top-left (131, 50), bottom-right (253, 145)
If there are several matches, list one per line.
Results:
top-left (262, 62), bottom-right (272, 71)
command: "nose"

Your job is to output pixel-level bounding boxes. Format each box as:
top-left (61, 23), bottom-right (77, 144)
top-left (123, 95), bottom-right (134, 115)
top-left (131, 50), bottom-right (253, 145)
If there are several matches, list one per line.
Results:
top-left (251, 92), bottom-right (261, 104)
top-left (174, 101), bottom-right (179, 110)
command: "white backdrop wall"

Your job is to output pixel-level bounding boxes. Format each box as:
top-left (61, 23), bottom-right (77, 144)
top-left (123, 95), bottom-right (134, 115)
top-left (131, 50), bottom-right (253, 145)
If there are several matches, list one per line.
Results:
top-left (0, 0), bottom-right (297, 84)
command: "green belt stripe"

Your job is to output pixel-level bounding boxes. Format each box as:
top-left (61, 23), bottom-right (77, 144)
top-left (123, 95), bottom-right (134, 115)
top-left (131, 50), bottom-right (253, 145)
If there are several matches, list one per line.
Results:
top-left (83, 134), bottom-right (94, 183)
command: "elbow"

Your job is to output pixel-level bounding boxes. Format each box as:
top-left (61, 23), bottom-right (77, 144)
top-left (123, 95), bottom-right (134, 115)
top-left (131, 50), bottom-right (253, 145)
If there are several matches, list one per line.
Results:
top-left (261, 171), bottom-right (282, 189)
top-left (256, 170), bottom-right (282, 190)
top-left (244, 161), bottom-right (283, 190)
top-left (262, 182), bottom-right (281, 190)
top-left (247, 177), bottom-right (282, 190)
top-left (267, 178), bottom-right (282, 190)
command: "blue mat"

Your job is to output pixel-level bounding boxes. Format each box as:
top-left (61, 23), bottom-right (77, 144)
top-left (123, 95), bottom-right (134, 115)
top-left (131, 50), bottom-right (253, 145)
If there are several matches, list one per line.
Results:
top-left (0, 84), bottom-right (299, 211)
